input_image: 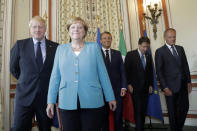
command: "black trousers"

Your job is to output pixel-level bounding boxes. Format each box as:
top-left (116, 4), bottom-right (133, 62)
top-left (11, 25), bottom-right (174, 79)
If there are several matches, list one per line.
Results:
top-left (60, 106), bottom-right (104, 131)
top-left (12, 94), bottom-right (52, 131)
top-left (165, 81), bottom-right (189, 131)
top-left (102, 96), bottom-right (123, 131)
top-left (132, 92), bottom-right (149, 131)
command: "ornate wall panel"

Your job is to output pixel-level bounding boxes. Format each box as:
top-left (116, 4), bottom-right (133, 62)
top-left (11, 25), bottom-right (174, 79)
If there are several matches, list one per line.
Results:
top-left (58, 0), bottom-right (123, 49)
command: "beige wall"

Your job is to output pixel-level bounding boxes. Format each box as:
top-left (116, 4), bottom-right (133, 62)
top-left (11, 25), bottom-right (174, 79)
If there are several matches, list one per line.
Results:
top-left (11, 0), bottom-right (32, 48)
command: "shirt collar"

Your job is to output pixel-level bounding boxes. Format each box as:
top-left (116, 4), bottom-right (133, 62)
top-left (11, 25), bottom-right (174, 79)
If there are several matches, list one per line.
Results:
top-left (165, 43), bottom-right (175, 48)
top-left (32, 37), bottom-right (46, 45)
top-left (102, 47), bottom-right (111, 53)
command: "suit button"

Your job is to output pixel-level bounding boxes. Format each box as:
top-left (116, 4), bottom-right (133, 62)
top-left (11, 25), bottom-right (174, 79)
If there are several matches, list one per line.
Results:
top-left (75, 72), bottom-right (78, 75)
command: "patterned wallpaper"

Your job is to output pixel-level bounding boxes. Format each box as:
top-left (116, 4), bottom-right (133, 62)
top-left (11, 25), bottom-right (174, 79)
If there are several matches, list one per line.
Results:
top-left (58, 0), bottom-right (123, 49)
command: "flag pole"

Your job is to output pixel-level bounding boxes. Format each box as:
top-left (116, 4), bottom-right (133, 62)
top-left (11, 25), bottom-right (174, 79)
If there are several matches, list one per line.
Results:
top-left (142, 17), bottom-right (167, 130)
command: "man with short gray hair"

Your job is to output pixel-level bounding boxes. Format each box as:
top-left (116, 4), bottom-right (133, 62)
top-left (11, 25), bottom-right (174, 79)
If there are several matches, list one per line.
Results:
top-left (155, 28), bottom-right (192, 131)
top-left (10, 16), bottom-right (58, 131)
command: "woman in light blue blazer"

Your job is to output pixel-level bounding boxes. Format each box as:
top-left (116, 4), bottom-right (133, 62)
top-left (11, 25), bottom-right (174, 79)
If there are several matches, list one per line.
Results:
top-left (46, 17), bottom-right (116, 131)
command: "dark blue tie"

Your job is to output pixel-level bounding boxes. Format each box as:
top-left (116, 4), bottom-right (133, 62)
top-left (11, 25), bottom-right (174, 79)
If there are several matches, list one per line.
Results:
top-left (36, 42), bottom-right (43, 69)
top-left (141, 54), bottom-right (146, 70)
top-left (105, 50), bottom-right (110, 70)
top-left (171, 46), bottom-right (181, 65)
top-left (171, 46), bottom-right (179, 60)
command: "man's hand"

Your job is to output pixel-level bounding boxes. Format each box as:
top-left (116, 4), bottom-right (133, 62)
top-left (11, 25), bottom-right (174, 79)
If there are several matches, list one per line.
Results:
top-left (120, 88), bottom-right (127, 96)
top-left (128, 84), bottom-right (133, 94)
top-left (187, 83), bottom-right (192, 93)
top-left (163, 88), bottom-right (172, 96)
top-left (109, 100), bottom-right (117, 111)
top-left (149, 86), bottom-right (153, 94)
top-left (46, 104), bottom-right (54, 119)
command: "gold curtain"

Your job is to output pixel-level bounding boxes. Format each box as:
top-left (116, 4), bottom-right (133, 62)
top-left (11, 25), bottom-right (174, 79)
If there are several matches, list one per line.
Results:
top-left (58, 0), bottom-right (122, 49)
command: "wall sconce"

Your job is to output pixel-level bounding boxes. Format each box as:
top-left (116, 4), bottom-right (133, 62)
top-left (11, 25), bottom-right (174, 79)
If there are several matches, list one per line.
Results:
top-left (143, 3), bottom-right (162, 40)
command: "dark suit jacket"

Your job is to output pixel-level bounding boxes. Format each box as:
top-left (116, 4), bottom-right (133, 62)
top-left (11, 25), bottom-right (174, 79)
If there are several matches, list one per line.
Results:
top-left (124, 49), bottom-right (153, 94)
top-left (10, 38), bottom-right (58, 106)
top-left (155, 44), bottom-right (191, 93)
top-left (101, 49), bottom-right (127, 98)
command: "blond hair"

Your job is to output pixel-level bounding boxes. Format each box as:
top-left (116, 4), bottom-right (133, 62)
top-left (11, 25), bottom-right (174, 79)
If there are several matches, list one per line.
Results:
top-left (67, 17), bottom-right (88, 38)
top-left (29, 16), bottom-right (47, 28)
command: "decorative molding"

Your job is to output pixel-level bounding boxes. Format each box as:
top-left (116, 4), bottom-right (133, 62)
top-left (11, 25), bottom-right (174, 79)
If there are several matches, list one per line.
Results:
top-left (163, 113), bottom-right (197, 118)
top-left (137, 0), bottom-right (144, 37)
top-left (48, 0), bottom-right (51, 40)
top-left (191, 75), bottom-right (197, 79)
top-left (33, 0), bottom-right (39, 16)
top-left (161, 0), bottom-right (169, 29)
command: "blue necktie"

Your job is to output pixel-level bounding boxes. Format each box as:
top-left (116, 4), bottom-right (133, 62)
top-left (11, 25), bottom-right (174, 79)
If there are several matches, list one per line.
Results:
top-left (141, 54), bottom-right (146, 70)
top-left (171, 46), bottom-right (180, 65)
top-left (171, 46), bottom-right (178, 58)
top-left (36, 42), bottom-right (43, 69)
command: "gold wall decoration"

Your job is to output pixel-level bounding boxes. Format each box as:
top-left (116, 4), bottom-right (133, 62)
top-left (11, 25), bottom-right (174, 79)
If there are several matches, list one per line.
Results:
top-left (143, 2), bottom-right (162, 40)
top-left (58, 0), bottom-right (123, 49)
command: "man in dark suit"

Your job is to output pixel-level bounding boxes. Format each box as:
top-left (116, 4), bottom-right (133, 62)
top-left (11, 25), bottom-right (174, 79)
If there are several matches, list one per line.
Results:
top-left (100, 31), bottom-right (127, 131)
top-left (124, 37), bottom-right (153, 131)
top-left (10, 16), bottom-right (58, 131)
top-left (155, 28), bottom-right (192, 131)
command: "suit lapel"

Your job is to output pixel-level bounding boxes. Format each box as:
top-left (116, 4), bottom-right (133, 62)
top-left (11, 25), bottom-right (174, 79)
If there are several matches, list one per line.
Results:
top-left (164, 44), bottom-right (181, 66)
top-left (41, 39), bottom-right (51, 71)
top-left (134, 50), bottom-right (145, 71)
top-left (27, 38), bottom-right (39, 71)
top-left (101, 49), bottom-right (105, 59)
top-left (145, 53), bottom-right (149, 70)
top-left (101, 49), bottom-right (106, 65)
top-left (175, 45), bottom-right (182, 58)
top-left (164, 45), bottom-right (177, 60)
top-left (110, 49), bottom-right (114, 66)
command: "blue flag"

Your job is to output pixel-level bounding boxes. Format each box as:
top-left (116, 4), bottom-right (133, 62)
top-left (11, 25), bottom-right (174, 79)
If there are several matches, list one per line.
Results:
top-left (96, 28), bottom-right (102, 48)
top-left (144, 30), bottom-right (164, 122)
top-left (147, 48), bottom-right (164, 122)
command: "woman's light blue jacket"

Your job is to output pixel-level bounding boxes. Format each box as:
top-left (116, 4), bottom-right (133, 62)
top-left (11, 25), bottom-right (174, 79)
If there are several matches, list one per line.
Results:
top-left (47, 42), bottom-right (115, 110)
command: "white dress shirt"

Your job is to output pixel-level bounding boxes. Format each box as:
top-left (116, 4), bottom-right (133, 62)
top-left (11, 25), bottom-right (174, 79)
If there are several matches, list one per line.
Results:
top-left (102, 47), bottom-right (111, 62)
top-left (165, 43), bottom-right (179, 56)
top-left (138, 48), bottom-right (146, 64)
top-left (33, 38), bottom-right (46, 63)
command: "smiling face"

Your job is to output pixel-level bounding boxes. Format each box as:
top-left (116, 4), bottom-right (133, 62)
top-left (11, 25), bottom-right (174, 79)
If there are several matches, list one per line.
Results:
top-left (30, 19), bottom-right (46, 41)
top-left (100, 33), bottom-right (112, 49)
top-left (69, 22), bottom-right (86, 40)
